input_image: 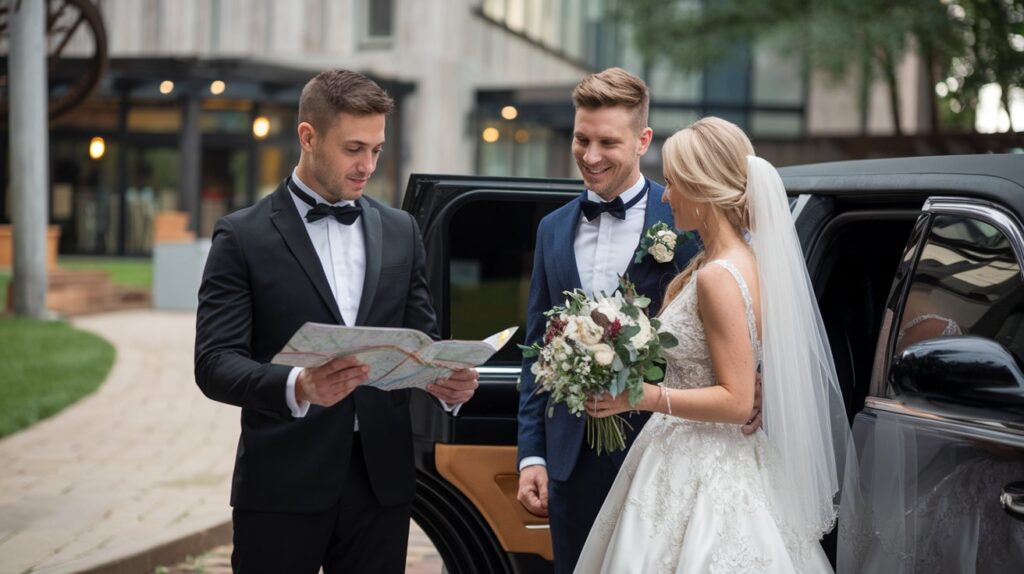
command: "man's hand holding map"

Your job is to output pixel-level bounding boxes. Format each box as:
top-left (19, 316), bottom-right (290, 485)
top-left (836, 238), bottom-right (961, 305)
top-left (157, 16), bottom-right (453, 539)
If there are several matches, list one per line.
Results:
top-left (272, 324), bottom-right (518, 391)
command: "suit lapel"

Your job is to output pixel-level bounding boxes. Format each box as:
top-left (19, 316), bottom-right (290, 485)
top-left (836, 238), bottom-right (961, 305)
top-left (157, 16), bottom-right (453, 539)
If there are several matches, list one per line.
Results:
top-left (553, 193), bottom-right (585, 292)
top-left (625, 181), bottom-right (675, 287)
top-left (269, 184), bottom-right (344, 324)
top-left (355, 197), bottom-right (382, 326)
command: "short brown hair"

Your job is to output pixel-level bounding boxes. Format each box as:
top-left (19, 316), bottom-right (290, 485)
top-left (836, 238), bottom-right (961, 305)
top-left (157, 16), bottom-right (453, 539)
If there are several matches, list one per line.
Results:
top-left (572, 67), bottom-right (649, 130)
top-left (298, 69), bottom-right (395, 133)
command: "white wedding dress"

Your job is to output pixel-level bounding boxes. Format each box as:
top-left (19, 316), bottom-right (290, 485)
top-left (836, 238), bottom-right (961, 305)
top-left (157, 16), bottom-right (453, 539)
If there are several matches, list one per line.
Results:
top-left (574, 259), bottom-right (833, 573)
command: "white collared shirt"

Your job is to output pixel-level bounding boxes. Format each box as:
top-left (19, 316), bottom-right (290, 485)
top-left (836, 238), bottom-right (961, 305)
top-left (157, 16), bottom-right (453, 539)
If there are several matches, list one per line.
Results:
top-left (574, 175), bottom-right (647, 297)
top-left (285, 168), bottom-right (365, 419)
top-left (283, 169), bottom-right (461, 421)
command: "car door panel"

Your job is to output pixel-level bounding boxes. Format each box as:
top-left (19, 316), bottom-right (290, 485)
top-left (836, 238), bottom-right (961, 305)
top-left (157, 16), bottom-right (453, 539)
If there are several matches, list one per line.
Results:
top-left (407, 175), bottom-right (578, 573)
top-left (843, 198), bottom-right (1024, 573)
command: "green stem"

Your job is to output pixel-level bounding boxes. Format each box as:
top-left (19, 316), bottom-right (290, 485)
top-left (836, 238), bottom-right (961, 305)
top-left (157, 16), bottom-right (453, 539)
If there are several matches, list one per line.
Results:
top-left (586, 415), bottom-right (634, 455)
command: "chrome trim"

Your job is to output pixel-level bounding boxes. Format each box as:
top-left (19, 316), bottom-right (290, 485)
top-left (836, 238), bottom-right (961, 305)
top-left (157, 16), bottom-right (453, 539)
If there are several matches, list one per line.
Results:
top-left (791, 193), bottom-right (811, 221)
top-left (863, 397), bottom-right (1024, 448)
top-left (477, 366), bottom-right (521, 378)
top-left (1000, 482), bottom-right (1024, 521)
top-left (923, 197), bottom-right (1024, 275)
top-left (524, 524), bottom-right (550, 530)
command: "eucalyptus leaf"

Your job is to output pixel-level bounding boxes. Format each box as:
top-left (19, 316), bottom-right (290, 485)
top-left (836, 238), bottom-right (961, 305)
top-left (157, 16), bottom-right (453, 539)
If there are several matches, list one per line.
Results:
top-left (645, 365), bottom-right (665, 381)
top-left (659, 332), bottom-right (679, 348)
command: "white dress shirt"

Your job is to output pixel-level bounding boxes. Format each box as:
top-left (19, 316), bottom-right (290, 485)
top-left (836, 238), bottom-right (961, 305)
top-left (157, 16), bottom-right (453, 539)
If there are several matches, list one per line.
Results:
top-left (285, 168), bottom-right (365, 420)
top-left (520, 175), bottom-right (647, 472)
top-left (284, 169), bottom-right (461, 421)
top-left (575, 175), bottom-right (647, 297)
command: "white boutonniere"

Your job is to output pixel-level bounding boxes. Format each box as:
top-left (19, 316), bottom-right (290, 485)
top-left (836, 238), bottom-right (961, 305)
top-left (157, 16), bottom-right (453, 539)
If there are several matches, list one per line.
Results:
top-left (634, 222), bottom-right (679, 264)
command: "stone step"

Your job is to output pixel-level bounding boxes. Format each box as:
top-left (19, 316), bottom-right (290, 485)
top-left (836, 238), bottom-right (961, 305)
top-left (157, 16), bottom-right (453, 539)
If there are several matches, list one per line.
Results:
top-left (5, 268), bottom-right (151, 316)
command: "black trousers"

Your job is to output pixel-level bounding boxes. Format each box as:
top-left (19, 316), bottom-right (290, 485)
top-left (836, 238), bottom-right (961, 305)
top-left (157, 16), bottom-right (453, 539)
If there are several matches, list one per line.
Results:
top-left (231, 438), bottom-right (412, 574)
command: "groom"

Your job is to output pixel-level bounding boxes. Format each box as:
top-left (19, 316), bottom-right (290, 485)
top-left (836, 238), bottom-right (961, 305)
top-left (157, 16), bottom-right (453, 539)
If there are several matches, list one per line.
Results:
top-left (516, 68), bottom-right (701, 573)
top-left (195, 69), bottom-right (478, 573)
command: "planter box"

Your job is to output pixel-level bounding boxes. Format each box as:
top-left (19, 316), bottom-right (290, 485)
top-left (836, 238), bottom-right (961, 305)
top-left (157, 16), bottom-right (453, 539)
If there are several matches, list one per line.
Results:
top-left (0, 225), bottom-right (61, 270)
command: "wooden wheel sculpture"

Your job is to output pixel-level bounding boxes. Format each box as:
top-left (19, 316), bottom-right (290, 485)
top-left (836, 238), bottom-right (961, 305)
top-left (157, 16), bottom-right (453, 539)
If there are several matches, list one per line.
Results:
top-left (0, 0), bottom-right (108, 127)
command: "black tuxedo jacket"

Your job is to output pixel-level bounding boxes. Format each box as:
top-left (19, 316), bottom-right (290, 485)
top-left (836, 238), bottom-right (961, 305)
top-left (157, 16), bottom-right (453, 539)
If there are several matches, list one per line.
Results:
top-left (195, 181), bottom-right (439, 513)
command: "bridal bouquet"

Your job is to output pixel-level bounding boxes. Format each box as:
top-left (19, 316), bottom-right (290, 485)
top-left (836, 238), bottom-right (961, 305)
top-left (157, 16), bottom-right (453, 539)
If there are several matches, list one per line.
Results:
top-left (521, 276), bottom-right (677, 454)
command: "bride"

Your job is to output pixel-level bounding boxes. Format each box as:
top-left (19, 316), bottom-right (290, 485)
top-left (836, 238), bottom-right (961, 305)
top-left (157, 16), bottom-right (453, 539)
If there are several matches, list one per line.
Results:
top-left (574, 117), bottom-right (852, 573)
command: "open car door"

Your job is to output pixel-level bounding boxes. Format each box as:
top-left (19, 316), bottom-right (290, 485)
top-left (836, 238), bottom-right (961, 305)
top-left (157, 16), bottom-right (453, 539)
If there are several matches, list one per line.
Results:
top-left (404, 174), bottom-right (579, 574)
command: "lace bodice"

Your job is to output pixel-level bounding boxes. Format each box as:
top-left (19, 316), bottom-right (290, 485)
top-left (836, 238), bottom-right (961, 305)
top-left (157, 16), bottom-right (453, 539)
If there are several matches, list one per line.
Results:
top-left (658, 259), bottom-right (761, 391)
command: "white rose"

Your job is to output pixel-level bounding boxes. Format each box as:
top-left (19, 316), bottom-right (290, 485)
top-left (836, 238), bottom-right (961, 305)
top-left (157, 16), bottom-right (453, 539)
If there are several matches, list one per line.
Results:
top-left (580, 317), bottom-right (604, 345)
top-left (657, 229), bottom-right (678, 250)
top-left (588, 343), bottom-right (616, 366)
top-left (564, 316), bottom-right (601, 345)
top-left (649, 242), bottom-right (673, 263)
top-left (631, 312), bottom-right (654, 348)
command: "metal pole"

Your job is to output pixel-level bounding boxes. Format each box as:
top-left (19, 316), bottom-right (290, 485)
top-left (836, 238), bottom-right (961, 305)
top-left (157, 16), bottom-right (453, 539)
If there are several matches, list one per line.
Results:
top-left (10, 0), bottom-right (49, 318)
top-left (179, 94), bottom-right (200, 233)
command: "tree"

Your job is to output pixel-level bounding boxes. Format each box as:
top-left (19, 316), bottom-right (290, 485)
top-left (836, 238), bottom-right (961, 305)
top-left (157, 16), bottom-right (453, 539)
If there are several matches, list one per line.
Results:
top-left (944, 0), bottom-right (1024, 131)
top-left (615, 0), bottom-right (987, 135)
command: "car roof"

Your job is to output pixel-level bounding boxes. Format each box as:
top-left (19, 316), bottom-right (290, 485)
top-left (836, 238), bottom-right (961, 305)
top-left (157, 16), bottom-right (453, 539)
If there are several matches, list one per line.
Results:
top-left (779, 154), bottom-right (1024, 219)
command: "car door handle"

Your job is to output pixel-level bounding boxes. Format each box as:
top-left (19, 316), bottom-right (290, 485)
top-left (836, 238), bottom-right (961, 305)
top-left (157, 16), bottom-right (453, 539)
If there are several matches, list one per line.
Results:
top-left (1000, 482), bottom-right (1024, 521)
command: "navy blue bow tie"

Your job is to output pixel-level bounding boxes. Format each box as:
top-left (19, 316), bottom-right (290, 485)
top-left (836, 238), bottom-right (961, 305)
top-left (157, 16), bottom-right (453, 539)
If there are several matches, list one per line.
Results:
top-left (288, 178), bottom-right (362, 225)
top-left (579, 180), bottom-right (649, 222)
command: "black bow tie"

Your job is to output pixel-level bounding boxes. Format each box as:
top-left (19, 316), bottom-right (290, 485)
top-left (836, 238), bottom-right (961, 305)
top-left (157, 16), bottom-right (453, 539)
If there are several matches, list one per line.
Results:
top-left (305, 203), bottom-right (362, 225)
top-left (288, 177), bottom-right (362, 225)
top-left (579, 180), bottom-right (649, 222)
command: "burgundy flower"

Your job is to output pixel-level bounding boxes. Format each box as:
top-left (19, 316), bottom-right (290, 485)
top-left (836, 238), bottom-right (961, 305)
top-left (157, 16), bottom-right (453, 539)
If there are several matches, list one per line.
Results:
top-left (604, 319), bottom-right (622, 340)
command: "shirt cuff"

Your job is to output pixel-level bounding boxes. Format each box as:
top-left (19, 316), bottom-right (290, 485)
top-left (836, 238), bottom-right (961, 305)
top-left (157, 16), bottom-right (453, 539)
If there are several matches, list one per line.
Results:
top-left (518, 456), bottom-right (546, 472)
top-left (286, 367), bottom-right (311, 418)
top-left (439, 400), bottom-right (463, 417)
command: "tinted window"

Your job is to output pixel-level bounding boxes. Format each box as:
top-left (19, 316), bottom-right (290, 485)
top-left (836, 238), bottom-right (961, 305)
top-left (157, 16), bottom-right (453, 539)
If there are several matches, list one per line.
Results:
top-left (447, 195), bottom-right (569, 364)
top-left (894, 214), bottom-right (1024, 362)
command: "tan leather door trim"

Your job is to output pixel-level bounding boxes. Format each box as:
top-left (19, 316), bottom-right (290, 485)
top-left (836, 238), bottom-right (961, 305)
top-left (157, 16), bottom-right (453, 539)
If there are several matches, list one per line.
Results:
top-left (435, 444), bottom-right (553, 561)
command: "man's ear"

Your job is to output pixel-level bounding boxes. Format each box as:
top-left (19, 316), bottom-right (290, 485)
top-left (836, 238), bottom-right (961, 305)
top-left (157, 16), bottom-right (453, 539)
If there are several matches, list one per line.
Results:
top-left (297, 122), bottom-right (316, 152)
top-left (637, 126), bottom-right (653, 156)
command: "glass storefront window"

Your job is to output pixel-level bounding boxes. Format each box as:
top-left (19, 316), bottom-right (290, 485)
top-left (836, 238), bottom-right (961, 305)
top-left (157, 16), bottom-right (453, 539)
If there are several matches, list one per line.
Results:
top-left (257, 144), bottom-right (298, 199)
top-left (51, 140), bottom-right (121, 255)
top-left (50, 98), bottom-right (120, 131)
top-left (649, 108), bottom-right (700, 136)
top-left (200, 148), bottom-right (250, 237)
top-left (478, 122), bottom-right (568, 179)
top-left (751, 112), bottom-right (803, 137)
top-left (201, 99), bottom-right (253, 134)
top-left (127, 103), bottom-right (182, 133)
top-left (125, 147), bottom-right (180, 255)
top-left (753, 40), bottom-right (803, 106)
top-left (258, 105), bottom-right (297, 139)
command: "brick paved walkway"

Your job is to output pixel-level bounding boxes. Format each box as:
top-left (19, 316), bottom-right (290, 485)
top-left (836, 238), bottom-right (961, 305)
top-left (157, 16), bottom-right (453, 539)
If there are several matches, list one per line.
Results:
top-left (0, 310), bottom-right (443, 574)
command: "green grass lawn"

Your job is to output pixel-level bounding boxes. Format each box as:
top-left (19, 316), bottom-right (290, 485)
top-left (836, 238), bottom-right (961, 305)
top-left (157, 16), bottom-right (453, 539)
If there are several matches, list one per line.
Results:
top-left (59, 256), bottom-right (153, 289)
top-left (0, 316), bottom-right (115, 438)
top-left (0, 269), bottom-right (8, 312)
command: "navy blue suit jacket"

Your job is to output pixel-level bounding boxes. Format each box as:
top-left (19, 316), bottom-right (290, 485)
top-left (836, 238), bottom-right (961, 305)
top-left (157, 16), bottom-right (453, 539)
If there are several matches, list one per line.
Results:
top-left (517, 180), bottom-right (700, 481)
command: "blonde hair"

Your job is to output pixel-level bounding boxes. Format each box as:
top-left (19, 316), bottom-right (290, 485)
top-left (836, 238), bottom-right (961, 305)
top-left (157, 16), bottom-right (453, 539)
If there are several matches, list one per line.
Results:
top-left (572, 67), bottom-right (649, 130)
top-left (661, 117), bottom-right (755, 309)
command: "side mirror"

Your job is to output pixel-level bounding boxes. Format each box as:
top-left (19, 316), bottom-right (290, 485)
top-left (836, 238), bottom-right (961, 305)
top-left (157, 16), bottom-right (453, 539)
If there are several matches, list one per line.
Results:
top-left (890, 336), bottom-right (1024, 424)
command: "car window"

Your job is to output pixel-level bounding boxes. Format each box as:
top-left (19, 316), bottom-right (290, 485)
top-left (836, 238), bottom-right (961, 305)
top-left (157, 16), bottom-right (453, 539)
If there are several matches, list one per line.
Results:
top-left (446, 195), bottom-right (567, 364)
top-left (894, 214), bottom-right (1024, 362)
